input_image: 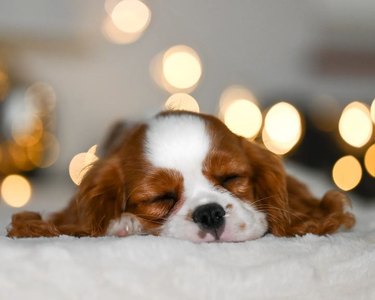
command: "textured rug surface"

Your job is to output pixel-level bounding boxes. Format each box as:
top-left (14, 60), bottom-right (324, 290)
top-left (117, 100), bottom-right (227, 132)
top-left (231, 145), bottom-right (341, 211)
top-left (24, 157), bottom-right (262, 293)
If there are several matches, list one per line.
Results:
top-left (1, 224), bottom-right (375, 300)
top-left (0, 166), bottom-right (374, 300)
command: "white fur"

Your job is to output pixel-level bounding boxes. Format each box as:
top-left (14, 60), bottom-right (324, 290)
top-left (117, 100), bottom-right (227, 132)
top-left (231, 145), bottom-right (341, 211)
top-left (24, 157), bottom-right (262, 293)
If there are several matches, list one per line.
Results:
top-left (106, 213), bottom-right (143, 237)
top-left (145, 114), bottom-right (267, 242)
top-left (145, 114), bottom-right (210, 179)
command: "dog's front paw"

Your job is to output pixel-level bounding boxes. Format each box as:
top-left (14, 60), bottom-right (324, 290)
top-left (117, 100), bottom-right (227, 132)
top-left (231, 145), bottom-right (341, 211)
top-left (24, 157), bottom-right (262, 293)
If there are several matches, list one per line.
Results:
top-left (106, 213), bottom-right (143, 237)
top-left (321, 190), bottom-right (352, 213)
top-left (321, 190), bottom-right (355, 230)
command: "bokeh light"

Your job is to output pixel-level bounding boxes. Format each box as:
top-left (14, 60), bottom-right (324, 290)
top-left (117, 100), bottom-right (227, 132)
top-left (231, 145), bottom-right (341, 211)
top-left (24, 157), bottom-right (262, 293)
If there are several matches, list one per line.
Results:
top-left (69, 147), bottom-right (99, 186)
top-left (12, 116), bottom-right (44, 147)
top-left (224, 99), bottom-right (262, 139)
top-left (164, 93), bottom-right (200, 113)
top-left (332, 156), bottom-right (362, 191)
top-left (27, 133), bottom-right (60, 168)
top-left (364, 144), bottom-right (375, 177)
top-left (263, 102), bottom-right (302, 155)
top-left (8, 143), bottom-right (34, 171)
top-left (1, 175), bottom-right (32, 208)
top-left (85, 145), bottom-right (98, 168)
top-left (371, 99), bottom-right (375, 123)
top-left (40, 134), bottom-right (60, 168)
top-left (111, 0), bottom-right (151, 34)
top-left (102, 16), bottom-right (143, 44)
top-left (338, 101), bottom-right (373, 148)
top-left (0, 69), bottom-right (10, 101)
top-left (88, 144), bottom-right (98, 155)
top-left (0, 81), bottom-right (57, 174)
top-left (219, 85), bottom-right (258, 119)
top-left (26, 82), bottom-right (57, 113)
top-left (162, 45), bottom-right (202, 90)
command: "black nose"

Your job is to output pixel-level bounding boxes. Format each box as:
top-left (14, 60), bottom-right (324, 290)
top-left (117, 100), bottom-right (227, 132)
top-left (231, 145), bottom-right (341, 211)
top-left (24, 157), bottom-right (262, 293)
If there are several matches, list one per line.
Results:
top-left (192, 203), bottom-right (225, 231)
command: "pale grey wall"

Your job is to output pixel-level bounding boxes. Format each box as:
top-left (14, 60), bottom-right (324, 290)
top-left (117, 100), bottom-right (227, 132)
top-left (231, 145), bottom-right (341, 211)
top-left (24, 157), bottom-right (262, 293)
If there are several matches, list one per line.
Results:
top-left (0, 1), bottom-right (374, 171)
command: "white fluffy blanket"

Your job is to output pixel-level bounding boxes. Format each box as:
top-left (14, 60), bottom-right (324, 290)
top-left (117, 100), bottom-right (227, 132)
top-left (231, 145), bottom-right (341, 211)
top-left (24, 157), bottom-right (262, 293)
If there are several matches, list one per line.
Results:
top-left (1, 165), bottom-right (374, 300)
top-left (1, 224), bottom-right (375, 300)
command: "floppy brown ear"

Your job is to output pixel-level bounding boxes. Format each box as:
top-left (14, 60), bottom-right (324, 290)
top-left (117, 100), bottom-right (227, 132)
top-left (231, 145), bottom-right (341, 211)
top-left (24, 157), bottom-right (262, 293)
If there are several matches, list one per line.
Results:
top-left (8, 155), bottom-right (126, 238)
top-left (50, 156), bottom-right (126, 236)
top-left (240, 138), bottom-right (355, 237)
top-left (240, 138), bottom-right (291, 236)
top-left (283, 176), bottom-right (355, 235)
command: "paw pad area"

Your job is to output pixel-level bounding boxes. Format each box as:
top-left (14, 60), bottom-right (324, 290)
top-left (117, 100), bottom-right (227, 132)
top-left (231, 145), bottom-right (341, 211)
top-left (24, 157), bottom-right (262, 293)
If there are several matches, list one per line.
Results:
top-left (106, 213), bottom-right (143, 237)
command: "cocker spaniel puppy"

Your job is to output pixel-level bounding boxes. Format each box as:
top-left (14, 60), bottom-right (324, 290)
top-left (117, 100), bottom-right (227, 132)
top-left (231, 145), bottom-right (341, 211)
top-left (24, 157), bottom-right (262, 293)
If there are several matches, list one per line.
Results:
top-left (8, 111), bottom-right (355, 241)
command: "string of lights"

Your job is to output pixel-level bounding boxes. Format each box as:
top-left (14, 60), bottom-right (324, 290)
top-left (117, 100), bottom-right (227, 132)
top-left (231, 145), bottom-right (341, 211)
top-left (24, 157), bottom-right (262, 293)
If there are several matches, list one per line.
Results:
top-left (0, 0), bottom-right (374, 210)
top-left (0, 75), bottom-right (59, 207)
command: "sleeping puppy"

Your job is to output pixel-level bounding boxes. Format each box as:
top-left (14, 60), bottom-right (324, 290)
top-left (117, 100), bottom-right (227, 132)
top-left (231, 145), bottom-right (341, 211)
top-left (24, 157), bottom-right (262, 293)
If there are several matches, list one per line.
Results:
top-left (7, 111), bottom-right (355, 242)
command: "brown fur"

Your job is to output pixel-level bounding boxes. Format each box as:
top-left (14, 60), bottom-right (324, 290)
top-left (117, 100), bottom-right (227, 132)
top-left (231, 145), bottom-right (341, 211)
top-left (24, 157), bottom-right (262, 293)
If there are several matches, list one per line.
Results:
top-left (7, 111), bottom-right (355, 239)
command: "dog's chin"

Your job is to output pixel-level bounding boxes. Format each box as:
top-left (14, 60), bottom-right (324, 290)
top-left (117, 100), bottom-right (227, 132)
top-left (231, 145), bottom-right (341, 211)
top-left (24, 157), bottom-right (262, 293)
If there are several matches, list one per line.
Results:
top-left (184, 235), bottom-right (262, 243)
top-left (161, 228), bottom-right (266, 243)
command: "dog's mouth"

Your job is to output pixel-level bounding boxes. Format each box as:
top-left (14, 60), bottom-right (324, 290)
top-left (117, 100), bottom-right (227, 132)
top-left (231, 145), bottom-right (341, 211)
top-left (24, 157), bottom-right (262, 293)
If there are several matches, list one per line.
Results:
top-left (197, 226), bottom-right (225, 241)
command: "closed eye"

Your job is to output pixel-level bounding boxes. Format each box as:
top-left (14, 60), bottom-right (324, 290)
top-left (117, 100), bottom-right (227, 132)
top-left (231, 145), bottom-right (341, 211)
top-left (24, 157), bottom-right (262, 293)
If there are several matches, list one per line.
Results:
top-left (219, 174), bottom-right (242, 186)
top-left (151, 192), bottom-right (178, 204)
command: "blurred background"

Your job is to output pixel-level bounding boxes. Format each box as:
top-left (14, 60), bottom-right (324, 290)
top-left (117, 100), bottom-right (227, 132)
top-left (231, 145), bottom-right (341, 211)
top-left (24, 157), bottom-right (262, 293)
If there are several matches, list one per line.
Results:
top-left (0, 0), bottom-right (374, 218)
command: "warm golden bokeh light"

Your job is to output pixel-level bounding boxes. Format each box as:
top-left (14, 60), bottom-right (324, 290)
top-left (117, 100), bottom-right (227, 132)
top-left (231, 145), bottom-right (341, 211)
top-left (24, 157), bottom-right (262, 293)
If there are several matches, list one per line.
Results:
top-left (219, 85), bottom-right (258, 119)
top-left (332, 156), bottom-right (362, 191)
top-left (111, 0), bottom-right (151, 34)
top-left (164, 93), bottom-right (200, 113)
top-left (26, 82), bottom-right (57, 112)
top-left (339, 101), bottom-right (373, 148)
top-left (1, 175), bottom-right (32, 208)
top-left (85, 145), bottom-right (98, 167)
top-left (69, 150), bottom-right (99, 186)
top-left (0, 69), bottom-right (10, 101)
top-left (162, 45), bottom-right (202, 90)
top-left (8, 143), bottom-right (34, 171)
top-left (262, 128), bottom-right (283, 156)
top-left (102, 16), bottom-right (143, 44)
top-left (69, 153), bottom-right (88, 186)
top-left (263, 102), bottom-right (302, 155)
top-left (12, 117), bottom-right (44, 147)
top-left (371, 99), bottom-right (375, 123)
top-left (150, 52), bottom-right (197, 94)
top-left (364, 144), bottom-right (375, 177)
top-left (88, 144), bottom-right (98, 155)
top-left (28, 133), bottom-right (60, 168)
top-left (224, 99), bottom-right (262, 139)
top-left (41, 134), bottom-right (60, 168)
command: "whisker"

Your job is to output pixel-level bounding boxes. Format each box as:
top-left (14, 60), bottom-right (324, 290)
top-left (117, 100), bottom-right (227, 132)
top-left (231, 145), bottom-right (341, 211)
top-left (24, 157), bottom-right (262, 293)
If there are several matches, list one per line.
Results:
top-left (253, 194), bottom-right (278, 204)
top-left (257, 204), bottom-right (306, 222)
top-left (257, 209), bottom-right (284, 224)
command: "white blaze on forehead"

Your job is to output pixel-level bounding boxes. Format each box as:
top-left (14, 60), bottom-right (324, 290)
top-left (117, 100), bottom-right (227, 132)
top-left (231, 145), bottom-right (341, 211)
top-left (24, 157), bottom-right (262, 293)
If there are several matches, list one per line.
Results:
top-left (145, 114), bottom-right (210, 171)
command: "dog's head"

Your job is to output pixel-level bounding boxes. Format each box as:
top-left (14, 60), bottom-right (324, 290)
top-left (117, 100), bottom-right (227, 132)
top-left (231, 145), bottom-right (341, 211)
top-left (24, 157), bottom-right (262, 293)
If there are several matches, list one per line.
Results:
top-left (83, 111), bottom-right (289, 242)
